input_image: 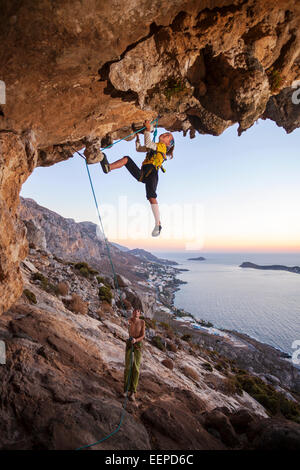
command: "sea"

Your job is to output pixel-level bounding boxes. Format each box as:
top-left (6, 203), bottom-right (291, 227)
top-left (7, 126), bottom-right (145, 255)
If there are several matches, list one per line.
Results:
top-left (153, 252), bottom-right (300, 356)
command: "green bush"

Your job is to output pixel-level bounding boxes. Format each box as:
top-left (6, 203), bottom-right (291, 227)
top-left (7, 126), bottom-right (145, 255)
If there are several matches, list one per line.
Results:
top-left (32, 272), bottom-right (48, 289)
top-left (151, 335), bottom-right (165, 351)
top-left (79, 267), bottom-right (90, 278)
top-left (96, 276), bottom-right (111, 288)
top-left (74, 262), bottom-right (99, 278)
top-left (236, 373), bottom-right (300, 423)
top-left (31, 272), bottom-right (59, 296)
top-left (224, 376), bottom-right (243, 396)
top-left (202, 362), bottom-right (213, 372)
top-left (98, 285), bottom-right (112, 304)
top-left (74, 262), bottom-right (89, 270)
top-left (163, 77), bottom-right (187, 101)
top-left (23, 289), bottom-right (37, 304)
top-left (181, 334), bottom-right (192, 342)
top-left (215, 359), bottom-right (229, 372)
top-left (199, 319), bottom-right (214, 328)
top-left (268, 68), bottom-right (283, 93)
top-left (159, 321), bottom-right (172, 331)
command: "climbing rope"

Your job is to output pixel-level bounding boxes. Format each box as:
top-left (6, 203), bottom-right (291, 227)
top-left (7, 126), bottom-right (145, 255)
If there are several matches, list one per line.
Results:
top-left (71, 117), bottom-right (159, 450)
top-left (75, 344), bottom-right (134, 451)
top-left (71, 117), bottom-right (159, 309)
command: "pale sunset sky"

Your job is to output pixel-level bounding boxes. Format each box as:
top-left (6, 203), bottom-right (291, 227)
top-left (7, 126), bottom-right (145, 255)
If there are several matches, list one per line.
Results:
top-left (21, 119), bottom-right (300, 253)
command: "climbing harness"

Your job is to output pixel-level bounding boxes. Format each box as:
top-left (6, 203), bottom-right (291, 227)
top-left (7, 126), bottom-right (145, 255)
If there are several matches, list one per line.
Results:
top-left (139, 119), bottom-right (166, 180)
top-left (71, 117), bottom-right (159, 450)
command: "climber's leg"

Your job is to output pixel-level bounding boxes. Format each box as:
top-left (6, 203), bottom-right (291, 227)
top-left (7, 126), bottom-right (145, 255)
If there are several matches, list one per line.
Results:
top-left (124, 156), bottom-right (142, 181)
top-left (130, 346), bottom-right (142, 394)
top-left (149, 198), bottom-right (161, 225)
top-left (101, 154), bottom-right (128, 173)
top-left (124, 341), bottom-right (133, 393)
top-left (109, 156), bottom-right (129, 171)
top-left (144, 170), bottom-right (162, 237)
top-left (149, 200), bottom-right (162, 237)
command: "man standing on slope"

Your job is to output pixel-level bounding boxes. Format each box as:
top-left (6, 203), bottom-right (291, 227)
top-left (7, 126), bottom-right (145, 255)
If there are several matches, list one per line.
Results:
top-left (124, 309), bottom-right (145, 402)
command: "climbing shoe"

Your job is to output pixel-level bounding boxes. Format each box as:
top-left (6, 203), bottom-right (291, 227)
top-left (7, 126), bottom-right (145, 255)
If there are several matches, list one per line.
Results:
top-left (152, 224), bottom-right (162, 237)
top-left (100, 152), bottom-right (110, 174)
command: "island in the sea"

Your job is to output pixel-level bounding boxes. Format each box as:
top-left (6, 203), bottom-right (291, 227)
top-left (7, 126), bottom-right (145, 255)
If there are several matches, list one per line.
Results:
top-left (240, 261), bottom-right (300, 274)
top-left (187, 256), bottom-right (206, 261)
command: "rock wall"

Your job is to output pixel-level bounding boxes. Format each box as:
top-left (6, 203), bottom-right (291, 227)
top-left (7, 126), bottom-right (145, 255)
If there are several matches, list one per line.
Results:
top-left (0, 0), bottom-right (300, 313)
top-left (0, 131), bottom-right (38, 314)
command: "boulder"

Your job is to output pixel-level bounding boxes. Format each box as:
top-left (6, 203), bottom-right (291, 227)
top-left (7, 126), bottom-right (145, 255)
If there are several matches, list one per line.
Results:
top-left (124, 288), bottom-right (143, 311)
top-left (141, 398), bottom-right (225, 450)
top-left (202, 409), bottom-right (240, 448)
top-left (23, 219), bottom-right (47, 250)
top-left (161, 359), bottom-right (174, 370)
top-left (248, 418), bottom-right (300, 451)
top-left (115, 274), bottom-right (131, 288)
top-left (229, 408), bottom-right (255, 434)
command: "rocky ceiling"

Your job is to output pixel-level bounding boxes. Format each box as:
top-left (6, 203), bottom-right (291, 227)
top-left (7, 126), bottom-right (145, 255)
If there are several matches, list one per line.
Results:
top-left (0, 0), bottom-right (300, 313)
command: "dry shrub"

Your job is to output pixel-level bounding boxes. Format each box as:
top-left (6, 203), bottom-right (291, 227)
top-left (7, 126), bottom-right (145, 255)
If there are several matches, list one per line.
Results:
top-left (69, 294), bottom-right (88, 315)
top-left (57, 281), bottom-right (69, 296)
top-left (23, 289), bottom-right (37, 304)
top-left (101, 301), bottom-right (114, 314)
top-left (166, 341), bottom-right (177, 353)
top-left (182, 365), bottom-right (199, 382)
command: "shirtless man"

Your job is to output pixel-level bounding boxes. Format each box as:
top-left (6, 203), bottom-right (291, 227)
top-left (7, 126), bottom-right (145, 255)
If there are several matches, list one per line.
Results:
top-left (124, 309), bottom-right (145, 402)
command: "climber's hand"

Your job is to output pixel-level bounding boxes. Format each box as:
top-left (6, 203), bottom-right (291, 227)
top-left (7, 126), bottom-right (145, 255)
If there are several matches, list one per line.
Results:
top-left (131, 338), bottom-right (136, 344)
top-left (144, 120), bottom-right (151, 132)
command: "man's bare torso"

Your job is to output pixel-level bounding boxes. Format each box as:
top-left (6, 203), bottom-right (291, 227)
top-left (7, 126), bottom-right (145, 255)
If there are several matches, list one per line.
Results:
top-left (129, 318), bottom-right (145, 341)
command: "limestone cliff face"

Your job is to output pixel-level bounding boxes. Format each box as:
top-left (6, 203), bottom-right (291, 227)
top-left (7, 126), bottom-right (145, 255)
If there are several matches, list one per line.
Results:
top-left (19, 197), bottom-right (157, 317)
top-left (0, 0), bottom-right (300, 312)
top-left (20, 197), bottom-right (147, 281)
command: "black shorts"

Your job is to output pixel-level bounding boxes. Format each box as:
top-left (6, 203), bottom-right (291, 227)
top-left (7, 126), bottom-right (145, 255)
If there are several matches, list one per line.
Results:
top-left (125, 156), bottom-right (158, 199)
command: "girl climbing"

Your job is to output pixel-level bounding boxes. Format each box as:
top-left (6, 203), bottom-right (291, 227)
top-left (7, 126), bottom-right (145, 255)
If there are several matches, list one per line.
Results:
top-left (100, 120), bottom-right (175, 237)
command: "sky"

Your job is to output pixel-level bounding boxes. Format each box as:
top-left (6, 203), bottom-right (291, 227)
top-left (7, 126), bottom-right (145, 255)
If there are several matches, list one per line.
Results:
top-left (21, 118), bottom-right (300, 253)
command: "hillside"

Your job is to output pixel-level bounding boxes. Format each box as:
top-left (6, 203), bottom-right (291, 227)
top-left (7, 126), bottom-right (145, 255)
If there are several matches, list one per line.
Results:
top-left (0, 200), bottom-right (300, 450)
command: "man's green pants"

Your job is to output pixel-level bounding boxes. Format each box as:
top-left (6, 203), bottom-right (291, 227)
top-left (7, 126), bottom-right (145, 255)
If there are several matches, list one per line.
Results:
top-left (124, 339), bottom-right (142, 393)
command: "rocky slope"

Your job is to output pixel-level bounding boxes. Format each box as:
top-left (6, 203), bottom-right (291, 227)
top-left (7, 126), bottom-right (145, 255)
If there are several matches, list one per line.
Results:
top-left (0, 199), bottom-right (300, 450)
top-left (1, 1), bottom-right (300, 313)
top-left (1, 245), bottom-right (300, 450)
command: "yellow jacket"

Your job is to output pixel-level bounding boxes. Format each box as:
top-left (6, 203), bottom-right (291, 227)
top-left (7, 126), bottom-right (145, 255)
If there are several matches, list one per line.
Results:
top-left (136, 131), bottom-right (167, 170)
top-left (142, 142), bottom-right (167, 170)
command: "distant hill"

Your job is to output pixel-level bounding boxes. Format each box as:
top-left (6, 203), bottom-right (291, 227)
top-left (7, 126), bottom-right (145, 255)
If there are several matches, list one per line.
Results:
top-left (129, 248), bottom-right (178, 266)
top-left (188, 256), bottom-right (206, 261)
top-left (20, 198), bottom-right (150, 282)
top-left (240, 262), bottom-right (300, 274)
top-left (111, 242), bottom-right (130, 252)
